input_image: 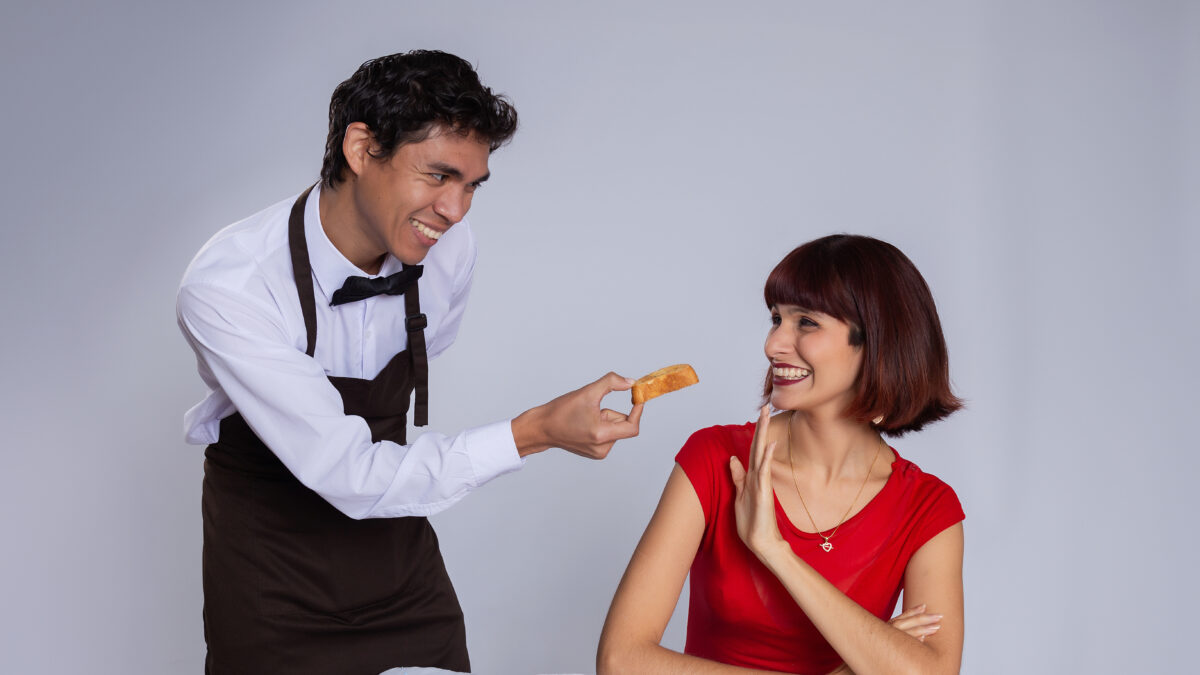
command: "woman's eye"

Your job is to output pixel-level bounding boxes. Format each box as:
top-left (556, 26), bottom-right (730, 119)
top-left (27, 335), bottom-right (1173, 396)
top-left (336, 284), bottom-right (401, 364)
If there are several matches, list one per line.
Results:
top-left (770, 314), bottom-right (782, 326)
top-left (799, 317), bottom-right (818, 327)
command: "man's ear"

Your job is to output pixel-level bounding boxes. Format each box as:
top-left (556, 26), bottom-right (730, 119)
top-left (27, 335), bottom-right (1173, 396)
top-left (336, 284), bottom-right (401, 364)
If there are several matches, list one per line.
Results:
top-left (341, 122), bottom-right (376, 178)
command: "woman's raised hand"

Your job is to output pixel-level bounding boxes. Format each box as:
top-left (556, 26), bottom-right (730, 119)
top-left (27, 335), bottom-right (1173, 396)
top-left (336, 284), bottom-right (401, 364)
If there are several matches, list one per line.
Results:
top-left (729, 405), bottom-right (788, 561)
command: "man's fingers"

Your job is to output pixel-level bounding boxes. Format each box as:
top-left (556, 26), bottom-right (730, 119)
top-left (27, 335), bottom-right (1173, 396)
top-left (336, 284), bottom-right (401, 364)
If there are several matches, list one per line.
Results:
top-left (556, 373), bottom-right (643, 454)
top-left (594, 371), bottom-right (636, 394)
top-left (598, 407), bottom-right (641, 441)
top-left (627, 402), bottom-right (644, 428)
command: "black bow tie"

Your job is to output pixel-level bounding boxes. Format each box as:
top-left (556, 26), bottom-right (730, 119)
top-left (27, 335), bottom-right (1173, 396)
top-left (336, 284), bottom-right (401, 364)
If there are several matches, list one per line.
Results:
top-left (330, 265), bottom-right (423, 306)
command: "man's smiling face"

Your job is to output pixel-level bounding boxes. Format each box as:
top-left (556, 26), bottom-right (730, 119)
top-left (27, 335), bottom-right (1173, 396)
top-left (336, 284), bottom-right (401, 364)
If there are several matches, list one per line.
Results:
top-left (351, 124), bottom-right (492, 266)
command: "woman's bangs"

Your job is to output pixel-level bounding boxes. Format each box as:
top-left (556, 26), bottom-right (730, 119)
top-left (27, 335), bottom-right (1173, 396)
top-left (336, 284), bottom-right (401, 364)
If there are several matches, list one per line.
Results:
top-left (764, 251), bottom-right (854, 322)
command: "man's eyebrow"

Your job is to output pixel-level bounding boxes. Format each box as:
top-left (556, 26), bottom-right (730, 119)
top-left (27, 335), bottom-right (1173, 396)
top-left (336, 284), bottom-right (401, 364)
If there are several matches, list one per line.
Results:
top-left (428, 162), bottom-right (490, 184)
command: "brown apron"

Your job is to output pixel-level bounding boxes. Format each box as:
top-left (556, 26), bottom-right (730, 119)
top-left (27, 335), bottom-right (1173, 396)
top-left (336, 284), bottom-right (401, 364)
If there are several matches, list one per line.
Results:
top-left (201, 187), bottom-right (470, 674)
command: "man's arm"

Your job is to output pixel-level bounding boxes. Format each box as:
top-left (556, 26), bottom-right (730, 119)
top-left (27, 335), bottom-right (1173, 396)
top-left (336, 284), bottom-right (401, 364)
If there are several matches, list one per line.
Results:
top-left (179, 281), bottom-right (525, 519)
top-left (179, 281), bottom-right (642, 519)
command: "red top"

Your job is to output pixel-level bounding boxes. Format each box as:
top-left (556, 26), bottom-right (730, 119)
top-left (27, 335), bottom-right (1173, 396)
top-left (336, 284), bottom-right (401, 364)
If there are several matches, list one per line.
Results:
top-left (676, 423), bottom-right (964, 675)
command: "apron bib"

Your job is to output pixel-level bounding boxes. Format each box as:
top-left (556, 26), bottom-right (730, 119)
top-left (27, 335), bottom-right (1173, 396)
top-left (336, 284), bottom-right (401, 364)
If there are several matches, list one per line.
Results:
top-left (201, 187), bottom-right (469, 673)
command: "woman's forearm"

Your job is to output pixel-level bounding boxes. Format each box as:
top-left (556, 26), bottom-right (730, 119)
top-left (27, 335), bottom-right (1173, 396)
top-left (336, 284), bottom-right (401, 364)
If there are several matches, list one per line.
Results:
top-left (756, 539), bottom-right (960, 675)
top-left (598, 638), bottom-right (783, 675)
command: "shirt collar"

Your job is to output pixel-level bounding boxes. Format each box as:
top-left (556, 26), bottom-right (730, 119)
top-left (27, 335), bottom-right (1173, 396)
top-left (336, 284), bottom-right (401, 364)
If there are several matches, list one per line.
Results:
top-left (305, 183), bottom-right (404, 305)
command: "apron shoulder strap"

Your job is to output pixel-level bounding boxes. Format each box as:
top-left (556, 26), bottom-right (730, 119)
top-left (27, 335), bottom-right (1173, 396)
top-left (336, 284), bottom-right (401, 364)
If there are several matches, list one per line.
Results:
top-left (287, 185), bottom-right (319, 357)
top-left (287, 183), bottom-right (429, 427)
top-left (403, 266), bottom-right (429, 427)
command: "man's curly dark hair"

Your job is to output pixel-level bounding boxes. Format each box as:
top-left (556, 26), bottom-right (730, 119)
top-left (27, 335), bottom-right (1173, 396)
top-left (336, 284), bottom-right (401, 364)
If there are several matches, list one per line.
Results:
top-left (320, 50), bottom-right (519, 188)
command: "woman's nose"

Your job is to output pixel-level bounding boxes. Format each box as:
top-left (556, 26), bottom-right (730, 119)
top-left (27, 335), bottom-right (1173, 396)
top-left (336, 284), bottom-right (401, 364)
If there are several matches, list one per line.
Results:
top-left (764, 326), bottom-right (791, 358)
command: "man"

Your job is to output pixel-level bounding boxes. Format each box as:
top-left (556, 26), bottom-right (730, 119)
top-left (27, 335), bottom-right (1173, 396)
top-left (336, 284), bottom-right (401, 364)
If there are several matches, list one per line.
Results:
top-left (177, 50), bottom-right (643, 673)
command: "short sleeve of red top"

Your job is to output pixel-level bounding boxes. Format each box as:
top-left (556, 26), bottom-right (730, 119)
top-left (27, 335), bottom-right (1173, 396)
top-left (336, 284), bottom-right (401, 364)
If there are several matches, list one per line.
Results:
top-left (675, 423), bottom-right (964, 675)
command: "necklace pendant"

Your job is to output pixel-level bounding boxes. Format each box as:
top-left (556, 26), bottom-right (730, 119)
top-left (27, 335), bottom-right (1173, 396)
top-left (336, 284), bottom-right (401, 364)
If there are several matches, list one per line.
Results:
top-left (820, 540), bottom-right (833, 553)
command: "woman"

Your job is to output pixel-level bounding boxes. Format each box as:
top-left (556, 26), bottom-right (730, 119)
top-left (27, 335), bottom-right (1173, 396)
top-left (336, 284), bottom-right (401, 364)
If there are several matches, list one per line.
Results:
top-left (599, 235), bottom-right (965, 674)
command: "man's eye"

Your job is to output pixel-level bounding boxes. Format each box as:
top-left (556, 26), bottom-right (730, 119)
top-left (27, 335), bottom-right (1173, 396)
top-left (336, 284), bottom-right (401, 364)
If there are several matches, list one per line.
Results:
top-left (429, 173), bottom-right (447, 182)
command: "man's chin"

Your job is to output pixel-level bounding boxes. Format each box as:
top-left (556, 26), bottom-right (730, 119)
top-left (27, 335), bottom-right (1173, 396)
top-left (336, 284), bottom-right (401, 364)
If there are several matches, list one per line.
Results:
top-left (392, 246), bottom-right (431, 266)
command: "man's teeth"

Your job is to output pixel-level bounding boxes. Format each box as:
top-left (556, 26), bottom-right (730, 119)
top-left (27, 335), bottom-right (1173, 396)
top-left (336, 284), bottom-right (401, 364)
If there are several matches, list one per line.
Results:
top-left (773, 367), bottom-right (811, 379)
top-left (411, 219), bottom-right (442, 240)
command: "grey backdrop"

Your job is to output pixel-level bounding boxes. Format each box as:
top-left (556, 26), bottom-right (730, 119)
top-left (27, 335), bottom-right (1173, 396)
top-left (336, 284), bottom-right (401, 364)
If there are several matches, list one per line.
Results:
top-left (2, 1), bottom-right (1197, 673)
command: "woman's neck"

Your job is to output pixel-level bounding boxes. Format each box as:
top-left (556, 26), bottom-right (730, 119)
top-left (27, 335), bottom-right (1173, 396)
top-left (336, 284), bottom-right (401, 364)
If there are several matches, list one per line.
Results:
top-left (783, 410), bottom-right (884, 485)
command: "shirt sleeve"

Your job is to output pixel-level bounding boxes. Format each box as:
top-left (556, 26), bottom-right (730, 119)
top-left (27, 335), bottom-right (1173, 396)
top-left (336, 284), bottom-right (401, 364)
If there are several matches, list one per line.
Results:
top-left (904, 477), bottom-right (965, 555)
top-left (177, 280), bottom-right (523, 520)
top-left (675, 427), bottom-right (723, 524)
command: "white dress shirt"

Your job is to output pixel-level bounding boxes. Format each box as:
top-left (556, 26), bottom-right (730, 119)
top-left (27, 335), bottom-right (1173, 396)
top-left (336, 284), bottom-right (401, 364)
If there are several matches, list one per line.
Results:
top-left (177, 184), bottom-right (523, 519)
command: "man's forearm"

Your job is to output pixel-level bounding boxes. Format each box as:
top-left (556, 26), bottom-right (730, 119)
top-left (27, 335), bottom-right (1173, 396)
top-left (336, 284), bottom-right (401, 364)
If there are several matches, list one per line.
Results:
top-left (512, 405), bottom-right (553, 457)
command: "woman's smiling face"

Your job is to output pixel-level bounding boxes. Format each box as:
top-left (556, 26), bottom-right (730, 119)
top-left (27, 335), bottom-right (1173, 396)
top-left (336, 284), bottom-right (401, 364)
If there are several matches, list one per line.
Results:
top-left (765, 304), bottom-right (864, 416)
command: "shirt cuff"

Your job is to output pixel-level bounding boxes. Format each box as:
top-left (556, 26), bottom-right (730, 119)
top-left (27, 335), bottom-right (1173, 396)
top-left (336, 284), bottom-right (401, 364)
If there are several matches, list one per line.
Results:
top-left (464, 419), bottom-right (525, 487)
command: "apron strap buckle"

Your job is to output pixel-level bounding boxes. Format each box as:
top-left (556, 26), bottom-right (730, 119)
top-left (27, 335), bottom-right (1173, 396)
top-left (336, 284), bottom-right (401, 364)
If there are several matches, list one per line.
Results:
top-left (406, 312), bottom-right (428, 333)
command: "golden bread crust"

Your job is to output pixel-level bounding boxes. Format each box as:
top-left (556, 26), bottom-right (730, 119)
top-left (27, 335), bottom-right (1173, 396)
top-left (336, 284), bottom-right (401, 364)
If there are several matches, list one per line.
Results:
top-left (631, 364), bottom-right (699, 404)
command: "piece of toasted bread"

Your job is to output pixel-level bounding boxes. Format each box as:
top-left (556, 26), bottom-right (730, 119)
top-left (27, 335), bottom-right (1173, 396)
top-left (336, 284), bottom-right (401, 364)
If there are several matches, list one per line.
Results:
top-left (631, 364), bottom-right (699, 404)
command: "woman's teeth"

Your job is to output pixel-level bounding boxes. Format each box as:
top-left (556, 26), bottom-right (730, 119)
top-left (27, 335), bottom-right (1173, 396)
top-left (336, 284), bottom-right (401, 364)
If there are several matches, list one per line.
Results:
top-left (411, 219), bottom-right (442, 240)
top-left (773, 366), bottom-right (811, 379)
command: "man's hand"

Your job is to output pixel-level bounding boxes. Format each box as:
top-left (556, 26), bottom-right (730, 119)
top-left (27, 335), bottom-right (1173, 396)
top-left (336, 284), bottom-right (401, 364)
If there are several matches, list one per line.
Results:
top-left (512, 372), bottom-right (644, 459)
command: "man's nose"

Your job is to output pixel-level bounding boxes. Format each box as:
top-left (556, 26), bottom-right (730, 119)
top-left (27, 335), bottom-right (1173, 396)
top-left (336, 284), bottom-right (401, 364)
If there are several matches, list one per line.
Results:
top-left (433, 189), bottom-right (471, 225)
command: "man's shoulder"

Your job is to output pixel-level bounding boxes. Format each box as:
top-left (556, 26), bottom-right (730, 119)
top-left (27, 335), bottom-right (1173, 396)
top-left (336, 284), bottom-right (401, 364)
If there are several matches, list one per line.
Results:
top-left (180, 192), bottom-right (298, 293)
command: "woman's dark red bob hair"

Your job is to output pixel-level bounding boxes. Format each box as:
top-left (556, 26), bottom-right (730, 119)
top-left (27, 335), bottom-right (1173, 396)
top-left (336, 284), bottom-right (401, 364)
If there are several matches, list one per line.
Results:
top-left (763, 234), bottom-right (962, 436)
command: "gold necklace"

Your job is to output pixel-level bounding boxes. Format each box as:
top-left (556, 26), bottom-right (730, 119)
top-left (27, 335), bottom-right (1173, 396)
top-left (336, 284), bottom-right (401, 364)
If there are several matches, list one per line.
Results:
top-left (785, 412), bottom-right (883, 553)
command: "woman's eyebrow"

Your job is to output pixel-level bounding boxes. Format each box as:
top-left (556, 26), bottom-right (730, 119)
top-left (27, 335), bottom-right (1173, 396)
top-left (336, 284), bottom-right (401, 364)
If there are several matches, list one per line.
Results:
top-left (776, 305), bottom-right (817, 314)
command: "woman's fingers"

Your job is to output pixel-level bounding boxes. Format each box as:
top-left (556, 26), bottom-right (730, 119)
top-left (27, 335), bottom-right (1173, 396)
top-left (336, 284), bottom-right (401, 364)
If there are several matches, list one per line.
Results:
top-left (759, 441), bottom-right (777, 495)
top-left (891, 604), bottom-right (926, 622)
top-left (732, 407), bottom-right (789, 557)
top-left (729, 456), bottom-right (746, 491)
top-left (750, 405), bottom-right (771, 472)
top-left (888, 604), bottom-right (943, 640)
